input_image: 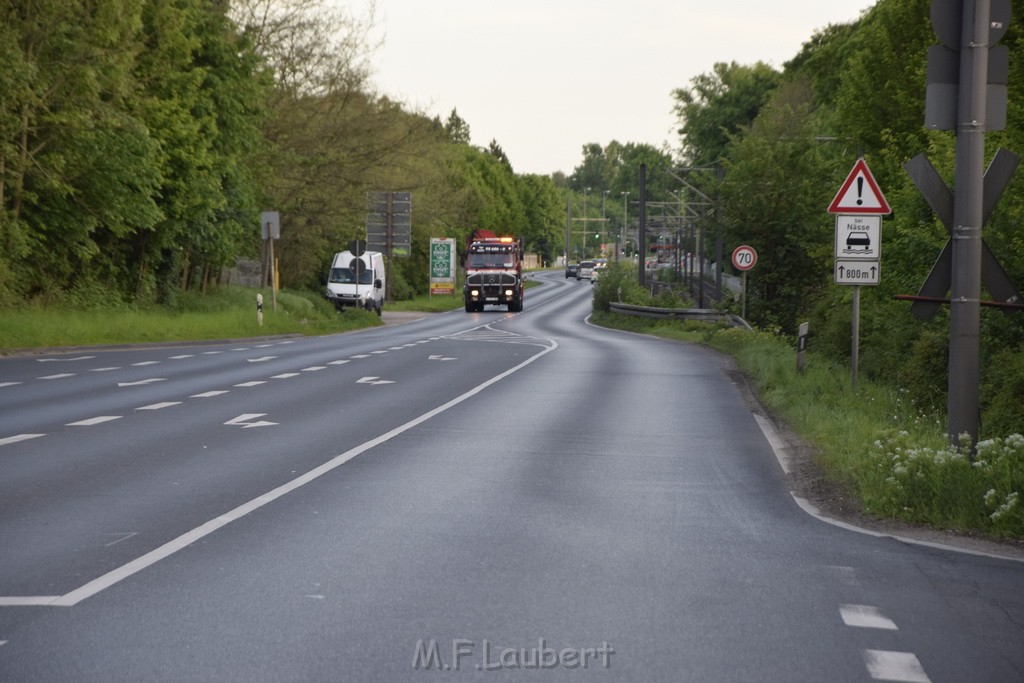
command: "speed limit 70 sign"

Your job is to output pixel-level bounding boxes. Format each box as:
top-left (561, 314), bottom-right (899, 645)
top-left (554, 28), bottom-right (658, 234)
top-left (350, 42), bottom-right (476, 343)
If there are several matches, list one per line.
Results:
top-left (732, 245), bottom-right (757, 271)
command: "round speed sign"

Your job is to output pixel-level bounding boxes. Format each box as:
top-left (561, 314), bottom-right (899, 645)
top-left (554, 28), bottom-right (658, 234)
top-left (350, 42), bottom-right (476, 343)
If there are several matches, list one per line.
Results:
top-left (732, 245), bottom-right (757, 271)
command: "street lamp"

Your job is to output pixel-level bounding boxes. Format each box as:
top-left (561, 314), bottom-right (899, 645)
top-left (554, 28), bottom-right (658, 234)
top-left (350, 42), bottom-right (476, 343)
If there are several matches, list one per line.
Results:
top-left (601, 189), bottom-right (610, 255)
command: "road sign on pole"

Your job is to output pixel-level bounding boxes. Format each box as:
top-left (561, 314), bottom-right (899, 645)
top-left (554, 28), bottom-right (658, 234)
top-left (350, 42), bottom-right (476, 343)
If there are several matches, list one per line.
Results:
top-left (828, 159), bottom-right (891, 214)
top-left (731, 245), bottom-right (757, 271)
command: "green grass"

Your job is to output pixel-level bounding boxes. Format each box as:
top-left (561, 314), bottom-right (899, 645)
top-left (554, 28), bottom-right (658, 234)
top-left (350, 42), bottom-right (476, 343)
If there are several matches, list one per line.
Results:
top-left (0, 286), bottom-right (380, 350)
top-left (590, 311), bottom-right (1024, 540)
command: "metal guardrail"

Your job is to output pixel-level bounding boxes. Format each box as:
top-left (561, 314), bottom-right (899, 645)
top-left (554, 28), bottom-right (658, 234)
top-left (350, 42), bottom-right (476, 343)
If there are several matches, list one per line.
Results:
top-left (607, 302), bottom-right (752, 330)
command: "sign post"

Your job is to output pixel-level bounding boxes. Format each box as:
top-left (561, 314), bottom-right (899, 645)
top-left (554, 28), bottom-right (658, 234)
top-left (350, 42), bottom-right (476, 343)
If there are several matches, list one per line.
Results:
top-left (731, 245), bottom-right (757, 319)
top-left (260, 211), bottom-right (280, 311)
top-left (829, 159), bottom-right (890, 391)
top-left (429, 238), bottom-right (457, 297)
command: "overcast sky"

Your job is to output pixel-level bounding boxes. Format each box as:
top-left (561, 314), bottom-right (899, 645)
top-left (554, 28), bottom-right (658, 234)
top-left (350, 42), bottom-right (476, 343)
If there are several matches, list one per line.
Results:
top-left (363, 0), bottom-right (875, 176)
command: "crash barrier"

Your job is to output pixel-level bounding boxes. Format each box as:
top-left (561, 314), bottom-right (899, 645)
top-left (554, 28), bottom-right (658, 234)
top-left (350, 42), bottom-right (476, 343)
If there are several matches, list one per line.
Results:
top-left (607, 302), bottom-right (752, 330)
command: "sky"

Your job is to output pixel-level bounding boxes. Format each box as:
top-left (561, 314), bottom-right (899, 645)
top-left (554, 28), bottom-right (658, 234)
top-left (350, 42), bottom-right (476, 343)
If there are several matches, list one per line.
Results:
top-left (361, 0), bottom-right (876, 176)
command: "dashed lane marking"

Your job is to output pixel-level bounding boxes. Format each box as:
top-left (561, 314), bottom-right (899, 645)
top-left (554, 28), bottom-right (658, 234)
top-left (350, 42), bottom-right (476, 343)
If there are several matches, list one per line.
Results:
top-left (863, 650), bottom-right (930, 682)
top-left (67, 416), bottom-right (122, 427)
top-left (39, 374), bottom-right (75, 380)
top-left (840, 604), bottom-right (898, 630)
top-left (190, 390), bottom-right (229, 398)
top-left (0, 434), bottom-right (45, 446)
top-left (136, 402), bottom-right (181, 411)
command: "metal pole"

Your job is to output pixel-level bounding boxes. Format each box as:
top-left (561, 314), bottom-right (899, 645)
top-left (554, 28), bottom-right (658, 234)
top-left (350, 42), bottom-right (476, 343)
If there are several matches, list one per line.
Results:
top-left (638, 165), bottom-right (647, 288)
top-left (852, 285), bottom-right (860, 392)
top-left (948, 0), bottom-right (989, 448)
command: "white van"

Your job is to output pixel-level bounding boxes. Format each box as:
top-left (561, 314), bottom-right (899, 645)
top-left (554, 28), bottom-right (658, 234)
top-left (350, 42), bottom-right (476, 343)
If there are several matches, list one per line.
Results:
top-left (325, 250), bottom-right (385, 315)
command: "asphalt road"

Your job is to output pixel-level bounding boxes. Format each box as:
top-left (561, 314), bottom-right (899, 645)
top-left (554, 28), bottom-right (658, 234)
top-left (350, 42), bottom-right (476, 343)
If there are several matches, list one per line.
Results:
top-left (0, 272), bottom-right (1022, 681)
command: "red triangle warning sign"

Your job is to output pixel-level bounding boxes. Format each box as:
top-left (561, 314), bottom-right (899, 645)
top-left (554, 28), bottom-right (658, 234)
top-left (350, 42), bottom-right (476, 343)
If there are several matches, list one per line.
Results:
top-left (828, 158), bottom-right (891, 214)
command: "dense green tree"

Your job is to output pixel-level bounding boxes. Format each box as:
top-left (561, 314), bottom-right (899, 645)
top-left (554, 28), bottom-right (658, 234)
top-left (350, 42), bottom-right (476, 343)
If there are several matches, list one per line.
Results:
top-left (672, 61), bottom-right (782, 167)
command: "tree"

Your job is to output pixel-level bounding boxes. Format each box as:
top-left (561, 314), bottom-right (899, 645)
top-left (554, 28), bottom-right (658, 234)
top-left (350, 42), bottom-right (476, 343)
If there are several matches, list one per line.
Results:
top-left (672, 61), bottom-right (782, 167)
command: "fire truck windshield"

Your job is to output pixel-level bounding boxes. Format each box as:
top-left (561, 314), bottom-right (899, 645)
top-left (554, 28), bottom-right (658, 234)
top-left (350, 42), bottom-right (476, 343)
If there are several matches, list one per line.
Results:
top-left (468, 252), bottom-right (513, 269)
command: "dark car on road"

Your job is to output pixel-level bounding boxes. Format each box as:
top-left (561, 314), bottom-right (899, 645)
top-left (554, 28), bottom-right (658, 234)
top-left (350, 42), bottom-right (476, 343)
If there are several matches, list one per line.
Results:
top-left (565, 262), bottom-right (579, 278)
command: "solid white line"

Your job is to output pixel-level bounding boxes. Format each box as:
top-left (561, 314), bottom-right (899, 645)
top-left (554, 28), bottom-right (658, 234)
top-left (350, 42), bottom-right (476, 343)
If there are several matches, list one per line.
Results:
top-left (0, 434), bottom-right (45, 446)
top-left (840, 604), bottom-right (898, 630)
top-left (190, 390), bottom-right (228, 398)
top-left (0, 597), bottom-right (62, 606)
top-left (863, 650), bottom-right (930, 682)
top-left (136, 402), bottom-right (181, 411)
top-left (753, 414), bottom-right (790, 474)
top-left (67, 416), bottom-right (122, 426)
top-left (40, 338), bottom-right (558, 607)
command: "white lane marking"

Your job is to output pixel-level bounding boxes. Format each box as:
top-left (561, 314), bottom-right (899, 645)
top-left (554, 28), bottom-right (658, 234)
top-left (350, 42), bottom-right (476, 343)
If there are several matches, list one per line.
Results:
top-left (0, 434), bottom-right (45, 446)
top-left (67, 416), bottom-right (122, 426)
top-left (136, 402), bottom-right (181, 411)
top-left (278, 340), bottom-right (295, 344)
top-left (840, 604), bottom-right (898, 630)
top-left (117, 378), bottom-right (166, 387)
top-left (863, 650), bottom-right (930, 682)
top-left (224, 414), bottom-right (278, 429)
top-left (271, 373), bottom-right (300, 379)
top-left (246, 356), bottom-right (276, 363)
top-left (131, 361), bottom-right (161, 367)
top-left (30, 337), bottom-right (558, 607)
top-left (388, 346), bottom-right (404, 351)
top-left (301, 366), bottom-right (326, 372)
top-left (104, 532), bottom-right (138, 547)
top-left (356, 376), bottom-right (394, 385)
top-left (0, 597), bottom-right (61, 606)
top-left (350, 354), bottom-right (370, 359)
top-left (169, 355), bottom-right (194, 359)
top-left (370, 350), bottom-right (388, 355)
top-left (754, 413), bottom-right (791, 474)
top-left (234, 381), bottom-right (266, 387)
top-left (202, 351), bottom-right (223, 355)
top-left (190, 390), bottom-right (228, 398)
top-left (39, 374), bottom-right (75, 380)
top-left (254, 344), bottom-right (273, 348)
top-left (230, 348), bottom-right (250, 351)
top-left (428, 355), bottom-right (457, 361)
top-left (36, 356), bottom-right (95, 362)
top-left (0, 382), bottom-right (22, 388)
top-left (327, 360), bottom-right (350, 365)
top-left (89, 367), bottom-right (120, 372)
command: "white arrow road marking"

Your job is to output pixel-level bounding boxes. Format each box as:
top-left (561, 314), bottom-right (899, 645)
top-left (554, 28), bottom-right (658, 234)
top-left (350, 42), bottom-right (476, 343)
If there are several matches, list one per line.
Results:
top-left (246, 356), bottom-right (277, 363)
top-left (224, 413), bottom-right (278, 428)
top-left (117, 378), bottom-right (166, 387)
top-left (0, 434), bottom-right (45, 447)
top-left (36, 356), bottom-right (95, 362)
top-left (428, 354), bottom-right (457, 361)
top-left (190, 390), bottom-right (229, 398)
top-left (67, 416), bottom-right (122, 426)
top-left (356, 376), bottom-right (395, 385)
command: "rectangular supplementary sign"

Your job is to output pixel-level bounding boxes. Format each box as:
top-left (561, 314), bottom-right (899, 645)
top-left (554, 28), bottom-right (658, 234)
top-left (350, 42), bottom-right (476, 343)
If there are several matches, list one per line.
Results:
top-left (835, 259), bottom-right (880, 286)
top-left (835, 215), bottom-right (880, 260)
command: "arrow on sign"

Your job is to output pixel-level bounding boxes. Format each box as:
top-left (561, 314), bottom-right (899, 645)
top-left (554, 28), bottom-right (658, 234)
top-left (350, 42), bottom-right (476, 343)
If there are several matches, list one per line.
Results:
top-left (428, 354), bottom-right (457, 361)
top-left (356, 376), bottom-right (395, 385)
top-left (117, 378), bottom-right (166, 387)
top-left (224, 413), bottom-right (278, 428)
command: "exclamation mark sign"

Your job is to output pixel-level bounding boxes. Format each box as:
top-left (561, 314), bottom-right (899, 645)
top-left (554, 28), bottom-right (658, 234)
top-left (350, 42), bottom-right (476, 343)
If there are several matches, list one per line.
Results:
top-left (856, 176), bottom-right (864, 205)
